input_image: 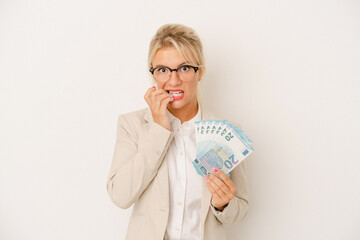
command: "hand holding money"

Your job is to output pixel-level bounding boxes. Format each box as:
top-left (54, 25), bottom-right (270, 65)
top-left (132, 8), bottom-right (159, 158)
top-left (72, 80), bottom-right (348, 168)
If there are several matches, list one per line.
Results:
top-left (205, 167), bottom-right (236, 211)
top-left (144, 85), bottom-right (173, 131)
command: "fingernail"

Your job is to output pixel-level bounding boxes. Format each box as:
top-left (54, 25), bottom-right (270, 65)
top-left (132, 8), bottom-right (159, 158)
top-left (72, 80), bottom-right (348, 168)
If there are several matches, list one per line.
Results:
top-left (213, 168), bottom-right (218, 172)
top-left (204, 175), bottom-right (208, 179)
top-left (152, 86), bottom-right (156, 89)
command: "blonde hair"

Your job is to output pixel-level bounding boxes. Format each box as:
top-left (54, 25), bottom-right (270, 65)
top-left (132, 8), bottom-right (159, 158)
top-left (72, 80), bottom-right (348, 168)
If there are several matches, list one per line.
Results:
top-left (147, 23), bottom-right (205, 102)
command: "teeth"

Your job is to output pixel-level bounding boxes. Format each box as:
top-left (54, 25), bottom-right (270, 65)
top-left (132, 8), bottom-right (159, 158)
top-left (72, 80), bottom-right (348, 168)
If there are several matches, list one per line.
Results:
top-left (168, 91), bottom-right (183, 96)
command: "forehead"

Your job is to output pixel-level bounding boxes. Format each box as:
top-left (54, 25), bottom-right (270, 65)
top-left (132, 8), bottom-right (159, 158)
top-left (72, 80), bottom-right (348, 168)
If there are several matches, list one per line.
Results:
top-left (152, 46), bottom-right (195, 67)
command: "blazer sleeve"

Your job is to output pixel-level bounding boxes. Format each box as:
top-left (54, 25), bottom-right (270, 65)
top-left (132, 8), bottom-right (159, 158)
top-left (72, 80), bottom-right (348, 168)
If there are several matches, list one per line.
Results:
top-left (106, 114), bottom-right (175, 209)
top-left (209, 120), bottom-right (250, 224)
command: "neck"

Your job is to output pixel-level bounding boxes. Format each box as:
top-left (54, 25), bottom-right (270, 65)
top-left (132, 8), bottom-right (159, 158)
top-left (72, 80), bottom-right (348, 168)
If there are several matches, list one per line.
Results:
top-left (167, 98), bottom-right (199, 124)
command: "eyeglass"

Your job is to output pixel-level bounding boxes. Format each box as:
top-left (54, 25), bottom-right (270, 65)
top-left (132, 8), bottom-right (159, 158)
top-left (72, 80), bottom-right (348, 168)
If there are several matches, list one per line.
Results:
top-left (149, 65), bottom-right (199, 83)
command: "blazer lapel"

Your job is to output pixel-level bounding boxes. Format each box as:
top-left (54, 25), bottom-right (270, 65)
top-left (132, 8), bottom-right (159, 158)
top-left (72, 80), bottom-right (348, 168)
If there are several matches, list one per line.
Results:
top-left (144, 108), bottom-right (170, 212)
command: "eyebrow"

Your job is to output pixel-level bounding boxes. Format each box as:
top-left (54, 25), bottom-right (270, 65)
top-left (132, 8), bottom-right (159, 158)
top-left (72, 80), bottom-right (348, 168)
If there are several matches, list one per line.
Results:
top-left (154, 61), bottom-right (189, 68)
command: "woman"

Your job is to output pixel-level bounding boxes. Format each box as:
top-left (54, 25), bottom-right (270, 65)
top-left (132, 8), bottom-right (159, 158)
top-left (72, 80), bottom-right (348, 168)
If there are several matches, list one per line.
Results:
top-left (107, 23), bottom-right (249, 240)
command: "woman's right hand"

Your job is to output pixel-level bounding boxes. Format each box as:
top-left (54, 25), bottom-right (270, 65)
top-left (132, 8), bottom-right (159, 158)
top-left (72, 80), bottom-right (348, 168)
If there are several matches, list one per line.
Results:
top-left (144, 86), bottom-right (173, 132)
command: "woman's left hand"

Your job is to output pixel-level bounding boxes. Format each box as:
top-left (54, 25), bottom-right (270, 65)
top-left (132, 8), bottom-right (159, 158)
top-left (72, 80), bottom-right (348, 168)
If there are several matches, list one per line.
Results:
top-left (205, 168), bottom-right (236, 211)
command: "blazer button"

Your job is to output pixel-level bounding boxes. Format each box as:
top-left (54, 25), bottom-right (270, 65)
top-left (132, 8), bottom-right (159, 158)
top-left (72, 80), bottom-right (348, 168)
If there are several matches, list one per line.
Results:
top-left (156, 150), bottom-right (161, 155)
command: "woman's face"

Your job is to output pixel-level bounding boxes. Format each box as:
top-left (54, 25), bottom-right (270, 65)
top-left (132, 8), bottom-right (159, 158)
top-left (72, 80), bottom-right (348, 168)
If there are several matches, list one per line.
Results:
top-left (151, 46), bottom-right (202, 112)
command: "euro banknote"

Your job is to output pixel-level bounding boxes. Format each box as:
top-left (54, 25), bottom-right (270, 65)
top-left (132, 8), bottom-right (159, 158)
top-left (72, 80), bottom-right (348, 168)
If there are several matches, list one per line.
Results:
top-left (192, 120), bottom-right (254, 179)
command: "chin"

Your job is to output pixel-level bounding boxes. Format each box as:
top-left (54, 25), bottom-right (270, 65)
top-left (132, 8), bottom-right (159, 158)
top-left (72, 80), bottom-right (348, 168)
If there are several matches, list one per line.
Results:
top-left (168, 95), bottom-right (197, 110)
top-left (168, 100), bottom-right (187, 109)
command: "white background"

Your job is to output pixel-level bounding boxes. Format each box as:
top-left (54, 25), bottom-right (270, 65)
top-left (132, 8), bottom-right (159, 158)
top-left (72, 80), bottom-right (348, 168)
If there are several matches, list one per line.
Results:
top-left (1, 0), bottom-right (359, 239)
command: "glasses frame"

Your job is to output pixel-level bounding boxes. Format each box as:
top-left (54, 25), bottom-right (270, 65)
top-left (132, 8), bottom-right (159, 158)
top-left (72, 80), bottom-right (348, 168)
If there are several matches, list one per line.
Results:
top-left (149, 65), bottom-right (199, 82)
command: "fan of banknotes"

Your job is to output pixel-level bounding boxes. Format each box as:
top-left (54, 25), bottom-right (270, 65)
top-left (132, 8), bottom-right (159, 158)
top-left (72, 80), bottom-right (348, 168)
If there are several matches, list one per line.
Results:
top-left (192, 120), bottom-right (254, 178)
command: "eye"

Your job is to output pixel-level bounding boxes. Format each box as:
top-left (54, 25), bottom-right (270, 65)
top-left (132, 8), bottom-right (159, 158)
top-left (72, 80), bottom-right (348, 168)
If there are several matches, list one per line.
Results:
top-left (156, 67), bottom-right (168, 73)
top-left (180, 66), bottom-right (190, 72)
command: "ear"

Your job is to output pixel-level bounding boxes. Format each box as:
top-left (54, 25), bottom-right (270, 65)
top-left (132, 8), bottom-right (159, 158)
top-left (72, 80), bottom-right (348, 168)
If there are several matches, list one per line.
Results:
top-left (198, 69), bottom-right (203, 82)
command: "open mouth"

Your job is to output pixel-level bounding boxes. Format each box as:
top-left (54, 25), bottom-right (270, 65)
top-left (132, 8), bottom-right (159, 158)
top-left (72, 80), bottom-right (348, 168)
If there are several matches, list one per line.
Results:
top-left (166, 90), bottom-right (185, 100)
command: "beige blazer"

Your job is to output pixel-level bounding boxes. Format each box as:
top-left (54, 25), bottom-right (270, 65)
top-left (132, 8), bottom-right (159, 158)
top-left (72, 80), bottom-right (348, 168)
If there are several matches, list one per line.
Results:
top-left (107, 104), bottom-right (249, 240)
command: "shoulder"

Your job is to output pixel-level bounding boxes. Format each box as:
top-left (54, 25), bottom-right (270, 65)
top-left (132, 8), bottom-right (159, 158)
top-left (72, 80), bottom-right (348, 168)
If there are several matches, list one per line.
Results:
top-left (115, 107), bottom-right (150, 138)
top-left (117, 107), bottom-right (148, 125)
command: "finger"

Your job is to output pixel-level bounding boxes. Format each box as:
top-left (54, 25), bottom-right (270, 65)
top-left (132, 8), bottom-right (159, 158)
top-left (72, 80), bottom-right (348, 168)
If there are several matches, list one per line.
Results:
top-left (207, 178), bottom-right (233, 205)
top-left (152, 88), bottom-right (166, 96)
top-left (213, 168), bottom-right (237, 193)
top-left (206, 175), bottom-right (228, 200)
top-left (159, 96), bottom-right (172, 112)
top-left (209, 173), bottom-right (232, 195)
top-left (155, 93), bottom-right (171, 110)
top-left (209, 173), bottom-right (235, 201)
top-left (150, 89), bottom-right (166, 104)
top-left (205, 177), bottom-right (225, 201)
top-left (144, 86), bottom-right (156, 100)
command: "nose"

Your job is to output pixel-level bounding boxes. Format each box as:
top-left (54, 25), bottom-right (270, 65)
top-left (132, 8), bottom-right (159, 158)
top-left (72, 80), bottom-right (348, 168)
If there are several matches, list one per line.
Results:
top-left (167, 70), bottom-right (182, 85)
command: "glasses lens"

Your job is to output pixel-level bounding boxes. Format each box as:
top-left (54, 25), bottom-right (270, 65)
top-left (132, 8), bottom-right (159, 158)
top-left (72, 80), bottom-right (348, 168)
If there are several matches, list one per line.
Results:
top-left (178, 66), bottom-right (195, 81)
top-left (153, 67), bottom-right (170, 82)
